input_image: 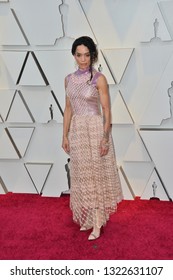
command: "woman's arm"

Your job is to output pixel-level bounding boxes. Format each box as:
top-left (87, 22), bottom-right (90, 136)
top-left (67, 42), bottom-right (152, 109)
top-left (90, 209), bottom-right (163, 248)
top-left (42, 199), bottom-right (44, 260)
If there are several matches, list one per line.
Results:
top-left (97, 74), bottom-right (111, 156)
top-left (62, 78), bottom-right (72, 154)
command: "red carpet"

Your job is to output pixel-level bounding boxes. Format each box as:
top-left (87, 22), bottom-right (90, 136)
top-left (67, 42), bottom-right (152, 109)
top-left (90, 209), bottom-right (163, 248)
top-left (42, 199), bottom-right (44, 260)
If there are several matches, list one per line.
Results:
top-left (0, 193), bottom-right (173, 260)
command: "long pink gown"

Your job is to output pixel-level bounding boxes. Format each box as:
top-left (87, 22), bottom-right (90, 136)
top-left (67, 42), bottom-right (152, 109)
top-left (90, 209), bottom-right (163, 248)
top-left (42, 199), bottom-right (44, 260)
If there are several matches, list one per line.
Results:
top-left (65, 67), bottom-right (123, 228)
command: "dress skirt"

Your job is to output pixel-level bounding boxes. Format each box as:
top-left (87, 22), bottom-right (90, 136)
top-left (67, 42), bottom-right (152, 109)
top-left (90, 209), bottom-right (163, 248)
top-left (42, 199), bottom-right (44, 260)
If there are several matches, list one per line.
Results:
top-left (69, 114), bottom-right (123, 228)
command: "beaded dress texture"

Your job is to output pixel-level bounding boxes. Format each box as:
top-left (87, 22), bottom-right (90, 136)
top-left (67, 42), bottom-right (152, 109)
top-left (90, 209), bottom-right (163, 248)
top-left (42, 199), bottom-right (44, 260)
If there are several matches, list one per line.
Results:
top-left (65, 68), bottom-right (123, 228)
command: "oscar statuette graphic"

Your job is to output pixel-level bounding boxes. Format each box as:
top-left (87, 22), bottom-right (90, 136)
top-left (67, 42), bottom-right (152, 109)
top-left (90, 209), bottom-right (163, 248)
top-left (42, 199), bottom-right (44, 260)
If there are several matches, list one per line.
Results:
top-left (98, 64), bottom-right (103, 72)
top-left (150, 18), bottom-right (161, 42)
top-left (49, 104), bottom-right (53, 120)
top-left (150, 181), bottom-right (160, 200)
top-left (62, 158), bottom-right (71, 195)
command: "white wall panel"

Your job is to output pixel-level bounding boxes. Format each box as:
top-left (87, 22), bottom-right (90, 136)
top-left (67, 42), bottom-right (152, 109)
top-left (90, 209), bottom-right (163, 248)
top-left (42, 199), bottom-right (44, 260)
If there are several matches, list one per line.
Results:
top-left (6, 91), bottom-right (34, 123)
top-left (19, 53), bottom-right (47, 86)
top-left (0, 176), bottom-right (8, 194)
top-left (7, 127), bottom-right (34, 157)
top-left (96, 51), bottom-right (115, 84)
top-left (111, 125), bottom-right (135, 166)
top-left (80, 0), bottom-right (166, 48)
top-left (140, 130), bottom-right (173, 201)
top-left (0, 7), bottom-right (27, 45)
top-left (122, 162), bottom-right (154, 197)
top-left (141, 168), bottom-right (169, 201)
top-left (0, 162), bottom-right (38, 193)
top-left (25, 163), bottom-right (53, 194)
top-left (140, 49), bottom-right (173, 125)
top-left (21, 87), bottom-right (63, 123)
top-left (124, 129), bottom-right (151, 162)
top-left (10, 0), bottom-right (95, 46)
top-left (0, 51), bottom-right (27, 85)
top-left (119, 168), bottom-right (134, 200)
top-left (61, 0), bottom-right (96, 41)
top-left (9, 0), bottom-right (63, 45)
top-left (103, 48), bottom-right (134, 84)
top-left (0, 90), bottom-right (14, 120)
top-left (35, 50), bottom-right (73, 113)
top-left (159, 1), bottom-right (173, 39)
top-left (141, 3), bottom-right (171, 42)
top-left (109, 89), bottom-right (133, 124)
top-left (121, 44), bottom-right (173, 124)
top-left (0, 53), bottom-right (16, 89)
top-left (0, 127), bottom-right (19, 159)
top-left (23, 122), bottom-right (68, 196)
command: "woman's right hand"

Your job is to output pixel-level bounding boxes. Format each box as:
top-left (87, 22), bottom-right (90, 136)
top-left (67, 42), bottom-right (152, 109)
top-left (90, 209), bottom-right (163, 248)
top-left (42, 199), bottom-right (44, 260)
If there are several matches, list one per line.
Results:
top-left (62, 136), bottom-right (70, 154)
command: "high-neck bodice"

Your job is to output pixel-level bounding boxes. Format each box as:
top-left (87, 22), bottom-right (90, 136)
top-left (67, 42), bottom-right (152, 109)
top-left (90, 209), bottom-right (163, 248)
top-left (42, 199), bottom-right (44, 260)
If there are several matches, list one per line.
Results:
top-left (75, 67), bottom-right (90, 75)
top-left (66, 68), bottom-right (102, 116)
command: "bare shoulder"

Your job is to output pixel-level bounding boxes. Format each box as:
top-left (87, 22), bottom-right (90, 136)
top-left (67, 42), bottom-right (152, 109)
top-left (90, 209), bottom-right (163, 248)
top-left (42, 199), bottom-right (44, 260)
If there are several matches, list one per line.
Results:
top-left (96, 73), bottom-right (108, 89)
top-left (65, 73), bottom-right (72, 88)
top-left (65, 77), bottom-right (68, 88)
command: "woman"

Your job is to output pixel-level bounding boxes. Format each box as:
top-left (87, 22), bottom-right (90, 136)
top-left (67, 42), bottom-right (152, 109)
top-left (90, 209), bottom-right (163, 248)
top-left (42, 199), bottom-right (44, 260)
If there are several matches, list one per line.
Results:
top-left (62, 36), bottom-right (123, 240)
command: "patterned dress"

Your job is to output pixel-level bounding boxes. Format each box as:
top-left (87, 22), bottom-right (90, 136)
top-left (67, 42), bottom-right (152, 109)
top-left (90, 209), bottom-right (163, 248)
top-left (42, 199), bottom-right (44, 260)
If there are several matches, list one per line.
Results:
top-left (66, 67), bottom-right (123, 228)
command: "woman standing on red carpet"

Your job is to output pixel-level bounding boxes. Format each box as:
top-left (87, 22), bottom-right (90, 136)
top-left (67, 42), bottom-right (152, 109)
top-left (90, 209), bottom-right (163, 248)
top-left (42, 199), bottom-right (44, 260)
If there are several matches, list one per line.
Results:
top-left (62, 36), bottom-right (123, 240)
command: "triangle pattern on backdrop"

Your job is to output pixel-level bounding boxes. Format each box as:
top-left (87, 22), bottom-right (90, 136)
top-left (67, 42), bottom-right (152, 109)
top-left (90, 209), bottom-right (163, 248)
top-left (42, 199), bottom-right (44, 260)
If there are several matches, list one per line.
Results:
top-left (6, 127), bottom-right (35, 158)
top-left (24, 163), bottom-right (53, 194)
top-left (102, 48), bottom-right (134, 84)
top-left (22, 87), bottom-right (63, 123)
top-left (18, 52), bottom-right (47, 86)
top-left (0, 128), bottom-right (19, 159)
top-left (0, 8), bottom-right (27, 45)
top-left (0, 90), bottom-right (15, 121)
top-left (124, 129), bottom-right (151, 162)
top-left (119, 166), bottom-right (135, 200)
top-left (0, 51), bottom-right (27, 85)
top-left (6, 91), bottom-right (34, 123)
top-left (110, 90), bottom-right (134, 124)
top-left (122, 161), bottom-right (154, 197)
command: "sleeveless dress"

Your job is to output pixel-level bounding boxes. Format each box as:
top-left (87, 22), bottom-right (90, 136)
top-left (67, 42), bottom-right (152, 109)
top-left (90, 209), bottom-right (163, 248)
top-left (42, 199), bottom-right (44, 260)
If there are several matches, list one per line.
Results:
top-left (65, 67), bottom-right (123, 228)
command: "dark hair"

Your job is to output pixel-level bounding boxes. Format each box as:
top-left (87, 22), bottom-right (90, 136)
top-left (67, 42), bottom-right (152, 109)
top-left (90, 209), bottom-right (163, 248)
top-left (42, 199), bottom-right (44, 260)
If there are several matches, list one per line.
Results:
top-left (71, 36), bottom-right (98, 81)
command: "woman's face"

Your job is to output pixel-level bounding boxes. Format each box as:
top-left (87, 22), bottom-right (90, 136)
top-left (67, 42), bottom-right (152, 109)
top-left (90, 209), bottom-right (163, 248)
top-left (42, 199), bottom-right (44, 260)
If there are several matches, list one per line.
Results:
top-left (74, 44), bottom-right (91, 70)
